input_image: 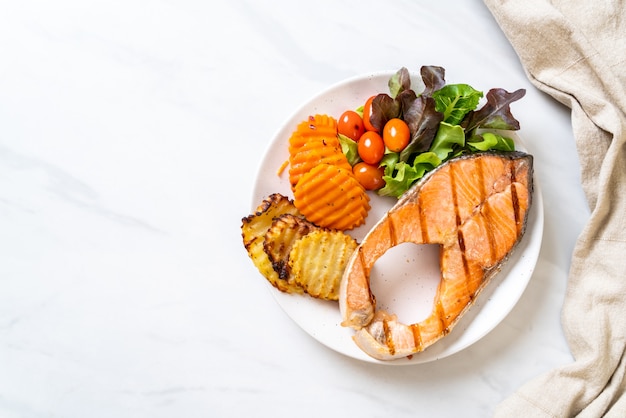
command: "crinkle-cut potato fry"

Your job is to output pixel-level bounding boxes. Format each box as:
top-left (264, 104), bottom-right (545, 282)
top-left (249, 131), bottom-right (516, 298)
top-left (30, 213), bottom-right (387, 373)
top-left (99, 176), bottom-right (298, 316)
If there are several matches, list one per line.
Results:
top-left (294, 163), bottom-right (370, 231)
top-left (264, 213), bottom-right (319, 282)
top-left (288, 229), bottom-right (358, 301)
top-left (241, 193), bottom-right (303, 294)
top-left (288, 133), bottom-right (352, 191)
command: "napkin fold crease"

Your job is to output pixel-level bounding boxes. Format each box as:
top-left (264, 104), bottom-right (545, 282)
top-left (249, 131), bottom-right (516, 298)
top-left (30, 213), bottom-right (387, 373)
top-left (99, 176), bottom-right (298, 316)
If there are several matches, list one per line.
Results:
top-left (484, 0), bottom-right (626, 416)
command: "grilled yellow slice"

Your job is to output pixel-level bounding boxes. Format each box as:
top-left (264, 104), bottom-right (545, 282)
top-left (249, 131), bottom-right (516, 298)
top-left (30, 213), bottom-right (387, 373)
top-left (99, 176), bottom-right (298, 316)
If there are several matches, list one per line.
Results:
top-left (288, 229), bottom-right (358, 300)
top-left (241, 193), bottom-right (303, 293)
top-left (264, 213), bottom-right (319, 282)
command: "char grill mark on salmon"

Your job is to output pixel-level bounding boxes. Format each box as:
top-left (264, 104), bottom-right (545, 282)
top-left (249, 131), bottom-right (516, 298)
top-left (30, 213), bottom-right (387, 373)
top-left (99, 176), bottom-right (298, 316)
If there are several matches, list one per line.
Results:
top-left (339, 151), bottom-right (533, 360)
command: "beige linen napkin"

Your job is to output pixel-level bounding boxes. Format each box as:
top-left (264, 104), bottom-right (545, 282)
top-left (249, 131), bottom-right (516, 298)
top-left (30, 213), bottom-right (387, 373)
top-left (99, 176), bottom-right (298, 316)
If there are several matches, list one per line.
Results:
top-left (484, 0), bottom-right (626, 416)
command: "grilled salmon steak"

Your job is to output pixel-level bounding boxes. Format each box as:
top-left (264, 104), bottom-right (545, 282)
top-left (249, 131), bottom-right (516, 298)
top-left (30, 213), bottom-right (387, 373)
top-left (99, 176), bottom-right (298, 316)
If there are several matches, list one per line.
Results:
top-left (339, 151), bottom-right (533, 360)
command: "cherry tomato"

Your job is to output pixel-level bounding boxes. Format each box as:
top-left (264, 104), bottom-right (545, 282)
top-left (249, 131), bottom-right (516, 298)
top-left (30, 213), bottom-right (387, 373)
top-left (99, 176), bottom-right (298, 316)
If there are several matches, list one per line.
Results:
top-left (383, 118), bottom-right (411, 152)
top-left (362, 95), bottom-right (378, 132)
top-left (337, 110), bottom-right (365, 142)
top-left (353, 162), bottom-right (385, 191)
top-left (358, 131), bottom-right (385, 165)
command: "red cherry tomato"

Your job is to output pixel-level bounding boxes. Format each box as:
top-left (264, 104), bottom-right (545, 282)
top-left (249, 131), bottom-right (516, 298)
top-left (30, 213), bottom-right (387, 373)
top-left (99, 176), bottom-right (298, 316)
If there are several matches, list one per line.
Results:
top-left (337, 110), bottom-right (365, 142)
top-left (353, 162), bottom-right (385, 191)
top-left (358, 131), bottom-right (385, 165)
top-left (362, 95), bottom-right (378, 132)
top-left (383, 118), bottom-right (411, 152)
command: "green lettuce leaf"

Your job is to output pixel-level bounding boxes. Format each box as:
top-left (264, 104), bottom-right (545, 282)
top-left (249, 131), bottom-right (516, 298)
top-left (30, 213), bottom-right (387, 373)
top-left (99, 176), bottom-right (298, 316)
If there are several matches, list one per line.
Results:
top-left (467, 132), bottom-right (515, 152)
top-left (432, 84), bottom-right (483, 125)
top-left (429, 122), bottom-right (466, 160)
top-left (378, 152), bottom-right (441, 198)
top-left (338, 133), bottom-right (361, 166)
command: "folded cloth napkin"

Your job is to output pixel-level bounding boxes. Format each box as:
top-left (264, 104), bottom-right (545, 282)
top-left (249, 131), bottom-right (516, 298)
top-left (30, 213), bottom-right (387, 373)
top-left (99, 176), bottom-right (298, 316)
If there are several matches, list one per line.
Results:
top-left (484, 0), bottom-right (626, 416)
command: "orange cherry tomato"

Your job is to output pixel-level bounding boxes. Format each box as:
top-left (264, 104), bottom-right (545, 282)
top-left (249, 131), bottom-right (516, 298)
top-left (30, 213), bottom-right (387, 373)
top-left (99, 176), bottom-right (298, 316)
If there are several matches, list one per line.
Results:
top-left (358, 131), bottom-right (385, 165)
top-left (383, 118), bottom-right (411, 152)
top-left (362, 95), bottom-right (378, 132)
top-left (337, 110), bottom-right (365, 142)
top-left (353, 162), bottom-right (385, 191)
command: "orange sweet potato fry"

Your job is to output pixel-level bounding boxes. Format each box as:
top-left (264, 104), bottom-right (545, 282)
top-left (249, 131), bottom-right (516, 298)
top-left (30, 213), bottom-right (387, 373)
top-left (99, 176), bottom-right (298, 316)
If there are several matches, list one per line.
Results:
top-left (287, 114), bottom-right (349, 190)
top-left (293, 163), bottom-right (370, 231)
top-left (289, 134), bottom-right (352, 190)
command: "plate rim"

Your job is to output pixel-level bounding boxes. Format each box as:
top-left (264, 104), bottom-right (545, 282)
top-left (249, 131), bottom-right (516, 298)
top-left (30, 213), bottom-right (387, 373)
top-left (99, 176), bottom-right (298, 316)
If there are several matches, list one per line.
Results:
top-left (251, 70), bottom-right (544, 365)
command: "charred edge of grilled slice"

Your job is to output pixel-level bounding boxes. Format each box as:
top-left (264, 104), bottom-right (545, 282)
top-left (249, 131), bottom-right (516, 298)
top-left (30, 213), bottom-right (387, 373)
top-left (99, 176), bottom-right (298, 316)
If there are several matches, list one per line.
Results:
top-left (263, 213), bottom-right (319, 281)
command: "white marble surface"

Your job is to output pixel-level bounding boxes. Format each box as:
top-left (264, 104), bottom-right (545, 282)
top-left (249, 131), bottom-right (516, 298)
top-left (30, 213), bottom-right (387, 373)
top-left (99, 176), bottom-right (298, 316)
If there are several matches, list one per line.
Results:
top-left (0, 1), bottom-right (590, 417)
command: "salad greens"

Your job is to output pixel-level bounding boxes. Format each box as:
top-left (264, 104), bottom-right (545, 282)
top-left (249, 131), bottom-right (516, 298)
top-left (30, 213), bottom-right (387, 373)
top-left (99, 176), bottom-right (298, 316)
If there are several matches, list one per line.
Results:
top-left (432, 84), bottom-right (483, 125)
top-left (346, 66), bottom-right (526, 198)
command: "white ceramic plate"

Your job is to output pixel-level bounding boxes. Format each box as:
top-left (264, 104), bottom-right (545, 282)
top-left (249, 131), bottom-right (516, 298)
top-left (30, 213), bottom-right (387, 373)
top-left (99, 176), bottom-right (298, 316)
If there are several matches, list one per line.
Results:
top-left (251, 71), bottom-right (544, 365)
